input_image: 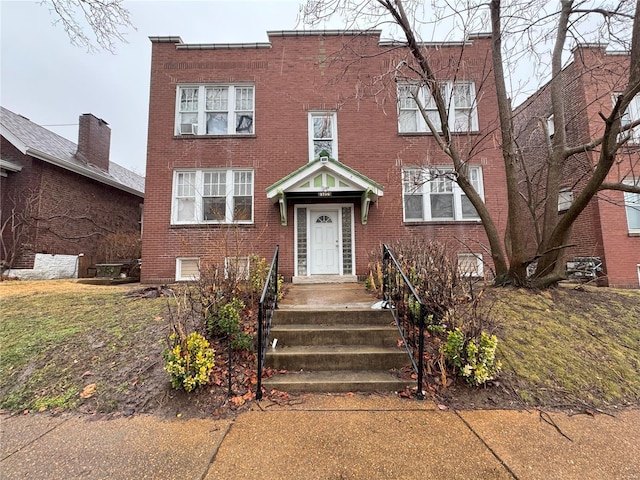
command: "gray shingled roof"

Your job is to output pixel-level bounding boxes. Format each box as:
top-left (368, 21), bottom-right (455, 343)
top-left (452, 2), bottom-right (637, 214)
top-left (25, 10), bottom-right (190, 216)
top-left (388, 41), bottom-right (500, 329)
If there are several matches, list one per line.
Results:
top-left (0, 106), bottom-right (144, 196)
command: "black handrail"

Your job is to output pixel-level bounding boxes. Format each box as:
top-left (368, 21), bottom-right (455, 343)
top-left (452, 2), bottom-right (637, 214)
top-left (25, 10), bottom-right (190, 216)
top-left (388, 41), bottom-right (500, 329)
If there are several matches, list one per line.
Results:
top-left (382, 244), bottom-right (426, 400)
top-left (256, 245), bottom-right (279, 401)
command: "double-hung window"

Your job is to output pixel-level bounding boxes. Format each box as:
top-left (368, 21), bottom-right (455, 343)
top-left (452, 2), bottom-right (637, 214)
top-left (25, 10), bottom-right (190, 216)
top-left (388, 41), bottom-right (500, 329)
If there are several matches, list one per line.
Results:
top-left (397, 81), bottom-right (478, 133)
top-left (618, 93), bottom-right (640, 143)
top-left (172, 169), bottom-right (254, 224)
top-left (623, 181), bottom-right (640, 233)
top-left (309, 112), bottom-right (338, 161)
top-left (176, 85), bottom-right (254, 136)
top-left (402, 166), bottom-right (483, 221)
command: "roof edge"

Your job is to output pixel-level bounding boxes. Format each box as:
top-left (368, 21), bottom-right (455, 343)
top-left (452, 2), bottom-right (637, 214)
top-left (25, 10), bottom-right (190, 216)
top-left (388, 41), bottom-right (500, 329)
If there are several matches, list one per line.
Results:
top-left (267, 29), bottom-right (382, 37)
top-left (27, 147), bottom-right (144, 198)
top-left (176, 43), bottom-right (272, 50)
top-left (149, 36), bottom-right (183, 43)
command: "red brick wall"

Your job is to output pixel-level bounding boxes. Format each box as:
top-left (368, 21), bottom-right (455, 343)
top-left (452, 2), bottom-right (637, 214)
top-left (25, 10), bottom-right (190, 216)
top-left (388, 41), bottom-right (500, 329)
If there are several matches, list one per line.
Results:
top-left (1, 138), bottom-right (142, 271)
top-left (513, 46), bottom-right (640, 287)
top-left (142, 33), bottom-right (508, 283)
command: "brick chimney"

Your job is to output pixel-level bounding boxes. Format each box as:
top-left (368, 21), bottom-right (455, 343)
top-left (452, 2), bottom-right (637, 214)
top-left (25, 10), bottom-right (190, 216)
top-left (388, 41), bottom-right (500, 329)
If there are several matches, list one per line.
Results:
top-left (76, 114), bottom-right (111, 171)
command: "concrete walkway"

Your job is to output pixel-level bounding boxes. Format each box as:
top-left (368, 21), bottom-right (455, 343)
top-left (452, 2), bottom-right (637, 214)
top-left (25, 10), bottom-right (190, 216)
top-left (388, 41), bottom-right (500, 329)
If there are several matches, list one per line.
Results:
top-left (2, 395), bottom-right (638, 479)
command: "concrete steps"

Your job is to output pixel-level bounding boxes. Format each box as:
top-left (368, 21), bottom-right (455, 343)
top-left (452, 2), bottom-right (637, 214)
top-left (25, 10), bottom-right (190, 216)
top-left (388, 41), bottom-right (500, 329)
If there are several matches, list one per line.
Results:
top-left (262, 308), bottom-right (411, 393)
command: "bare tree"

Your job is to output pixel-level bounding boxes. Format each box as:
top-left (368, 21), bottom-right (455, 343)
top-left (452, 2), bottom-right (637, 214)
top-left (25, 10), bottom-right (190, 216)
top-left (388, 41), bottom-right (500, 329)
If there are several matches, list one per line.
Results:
top-left (40, 0), bottom-right (134, 53)
top-left (0, 189), bottom-right (39, 274)
top-left (301, 0), bottom-right (640, 288)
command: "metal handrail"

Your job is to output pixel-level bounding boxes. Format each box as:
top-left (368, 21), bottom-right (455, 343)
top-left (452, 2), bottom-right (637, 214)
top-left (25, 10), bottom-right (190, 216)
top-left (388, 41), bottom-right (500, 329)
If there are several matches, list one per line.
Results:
top-left (382, 244), bottom-right (426, 400)
top-left (256, 245), bottom-right (279, 401)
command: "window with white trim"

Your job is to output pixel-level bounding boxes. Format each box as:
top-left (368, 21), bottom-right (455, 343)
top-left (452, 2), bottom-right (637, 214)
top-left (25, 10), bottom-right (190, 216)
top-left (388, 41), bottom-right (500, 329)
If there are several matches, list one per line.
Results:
top-left (457, 253), bottom-right (484, 278)
top-left (614, 93), bottom-right (639, 143)
top-left (308, 112), bottom-right (338, 161)
top-left (172, 169), bottom-right (253, 224)
top-left (547, 114), bottom-right (555, 138)
top-left (402, 166), bottom-right (483, 221)
top-left (176, 258), bottom-right (200, 281)
top-left (558, 188), bottom-right (573, 212)
top-left (176, 85), bottom-right (254, 136)
top-left (623, 183), bottom-right (640, 232)
top-left (397, 82), bottom-right (478, 133)
top-left (224, 256), bottom-right (250, 281)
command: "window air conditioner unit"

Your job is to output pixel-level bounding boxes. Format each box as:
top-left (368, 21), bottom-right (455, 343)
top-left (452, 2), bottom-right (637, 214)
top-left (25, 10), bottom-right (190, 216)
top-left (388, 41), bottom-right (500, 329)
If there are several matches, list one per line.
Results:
top-left (180, 123), bottom-right (198, 135)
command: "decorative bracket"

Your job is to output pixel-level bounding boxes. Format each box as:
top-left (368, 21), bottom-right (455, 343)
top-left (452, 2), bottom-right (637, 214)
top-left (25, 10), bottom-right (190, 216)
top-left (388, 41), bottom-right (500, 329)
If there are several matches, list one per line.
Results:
top-left (361, 188), bottom-right (373, 225)
top-left (277, 190), bottom-right (287, 226)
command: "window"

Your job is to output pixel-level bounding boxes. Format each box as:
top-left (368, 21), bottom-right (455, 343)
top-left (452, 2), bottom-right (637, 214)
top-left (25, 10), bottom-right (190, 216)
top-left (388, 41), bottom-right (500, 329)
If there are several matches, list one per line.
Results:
top-left (615, 93), bottom-right (640, 143)
top-left (176, 85), bottom-right (254, 136)
top-left (309, 112), bottom-right (338, 161)
top-left (176, 258), bottom-right (200, 281)
top-left (397, 82), bottom-right (478, 133)
top-left (623, 184), bottom-right (640, 233)
top-left (558, 188), bottom-right (573, 212)
top-left (402, 166), bottom-right (483, 221)
top-left (458, 253), bottom-right (484, 278)
top-left (224, 256), bottom-right (250, 280)
top-left (547, 114), bottom-right (555, 138)
top-left (172, 169), bottom-right (253, 224)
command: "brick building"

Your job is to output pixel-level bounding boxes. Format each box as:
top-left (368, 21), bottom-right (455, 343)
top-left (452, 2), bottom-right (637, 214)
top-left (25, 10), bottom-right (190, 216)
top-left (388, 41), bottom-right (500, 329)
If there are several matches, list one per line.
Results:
top-left (142, 30), bottom-right (508, 284)
top-left (0, 107), bottom-right (144, 277)
top-left (514, 45), bottom-right (640, 288)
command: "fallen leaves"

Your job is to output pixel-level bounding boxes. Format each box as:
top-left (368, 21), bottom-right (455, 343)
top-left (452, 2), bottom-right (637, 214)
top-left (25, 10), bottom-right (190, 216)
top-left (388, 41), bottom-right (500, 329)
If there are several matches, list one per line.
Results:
top-left (80, 383), bottom-right (97, 399)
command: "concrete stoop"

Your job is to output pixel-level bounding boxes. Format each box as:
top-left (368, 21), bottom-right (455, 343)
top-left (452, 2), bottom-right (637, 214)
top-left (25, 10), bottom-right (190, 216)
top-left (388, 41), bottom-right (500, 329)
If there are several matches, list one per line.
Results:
top-left (263, 308), bottom-right (411, 393)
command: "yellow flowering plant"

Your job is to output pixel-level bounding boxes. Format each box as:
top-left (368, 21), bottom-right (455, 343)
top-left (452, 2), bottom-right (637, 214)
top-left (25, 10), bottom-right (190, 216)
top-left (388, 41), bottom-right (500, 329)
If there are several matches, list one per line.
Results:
top-left (163, 332), bottom-right (215, 392)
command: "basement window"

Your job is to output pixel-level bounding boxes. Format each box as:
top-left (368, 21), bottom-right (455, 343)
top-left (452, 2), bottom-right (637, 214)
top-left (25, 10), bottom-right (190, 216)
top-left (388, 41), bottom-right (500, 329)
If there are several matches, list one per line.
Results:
top-left (176, 257), bottom-right (200, 281)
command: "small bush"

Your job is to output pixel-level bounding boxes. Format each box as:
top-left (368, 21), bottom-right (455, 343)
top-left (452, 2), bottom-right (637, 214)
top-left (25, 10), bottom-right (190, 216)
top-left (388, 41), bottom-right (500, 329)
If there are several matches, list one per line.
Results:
top-left (443, 328), bottom-right (501, 386)
top-left (208, 297), bottom-right (253, 351)
top-left (209, 298), bottom-right (244, 336)
top-left (163, 332), bottom-right (215, 392)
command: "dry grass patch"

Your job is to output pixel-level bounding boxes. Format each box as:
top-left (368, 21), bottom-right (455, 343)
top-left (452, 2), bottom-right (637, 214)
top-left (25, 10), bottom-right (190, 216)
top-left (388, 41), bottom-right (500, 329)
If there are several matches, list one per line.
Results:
top-left (483, 285), bottom-right (640, 408)
top-left (0, 280), bottom-right (168, 412)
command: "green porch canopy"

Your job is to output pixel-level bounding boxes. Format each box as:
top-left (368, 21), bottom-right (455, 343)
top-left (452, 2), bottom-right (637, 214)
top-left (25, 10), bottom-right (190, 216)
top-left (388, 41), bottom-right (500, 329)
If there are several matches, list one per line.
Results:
top-left (266, 156), bottom-right (384, 226)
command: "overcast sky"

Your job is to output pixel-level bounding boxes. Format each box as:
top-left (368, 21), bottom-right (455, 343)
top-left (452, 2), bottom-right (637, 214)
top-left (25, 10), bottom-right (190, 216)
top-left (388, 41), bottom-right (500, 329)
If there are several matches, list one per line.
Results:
top-left (1, 0), bottom-right (315, 175)
top-left (2, 1), bottom-right (612, 177)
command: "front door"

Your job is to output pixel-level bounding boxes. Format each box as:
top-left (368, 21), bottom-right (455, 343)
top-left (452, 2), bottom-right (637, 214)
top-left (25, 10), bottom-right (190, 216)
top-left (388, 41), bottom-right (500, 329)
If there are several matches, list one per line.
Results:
top-left (310, 210), bottom-right (339, 274)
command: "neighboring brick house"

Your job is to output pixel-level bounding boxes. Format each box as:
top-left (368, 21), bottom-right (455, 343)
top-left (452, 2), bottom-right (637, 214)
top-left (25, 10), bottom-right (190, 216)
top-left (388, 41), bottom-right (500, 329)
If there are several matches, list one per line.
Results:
top-left (142, 30), bottom-right (508, 284)
top-left (0, 107), bottom-right (145, 278)
top-left (514, 45), bottom-right (640, 288)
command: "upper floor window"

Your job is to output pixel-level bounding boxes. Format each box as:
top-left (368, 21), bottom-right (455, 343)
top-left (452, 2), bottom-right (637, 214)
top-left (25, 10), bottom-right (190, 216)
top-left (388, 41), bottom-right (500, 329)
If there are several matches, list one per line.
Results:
top-left (309, 112), bottom-right (338, 161)
top-left (172, 169), bottom-right (253, 224)
top-left (176, 85), bottom-right (254, 136)
top-left (619, 93), bottom-right (640, 143)
top-left (623, 182), bottom-right (640, 233)
top-left (402, 166), bottom-right (483, 221)
top-left (558, 187), bottom-right (573, 212)
top-left (397, 82), bottom-right (478, 134)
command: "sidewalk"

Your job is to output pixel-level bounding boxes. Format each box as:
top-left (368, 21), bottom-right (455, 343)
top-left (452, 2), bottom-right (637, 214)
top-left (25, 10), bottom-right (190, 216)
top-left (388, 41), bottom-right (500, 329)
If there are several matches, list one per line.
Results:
top-left (2, 395), bottom-right (638, 479)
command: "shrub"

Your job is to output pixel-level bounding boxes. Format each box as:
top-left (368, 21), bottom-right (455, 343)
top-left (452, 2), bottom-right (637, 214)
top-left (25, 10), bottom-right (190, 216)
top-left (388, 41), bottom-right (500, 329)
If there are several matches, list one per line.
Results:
top-left (163, 332), bottom-right (215, 392)
top-left (208, 297), bottom-right (253, 351)
top-left (443, 328), bottom-right (501, 386)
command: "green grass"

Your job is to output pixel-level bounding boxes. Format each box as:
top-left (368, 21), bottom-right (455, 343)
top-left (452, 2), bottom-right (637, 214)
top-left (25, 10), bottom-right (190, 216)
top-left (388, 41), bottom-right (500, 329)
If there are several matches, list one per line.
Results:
top-left (484, 286), bottom-right (640, 408)
top-left (0, 281), bottom-right (168, 411)
top-left (1, 280), bottom-right (639, 412)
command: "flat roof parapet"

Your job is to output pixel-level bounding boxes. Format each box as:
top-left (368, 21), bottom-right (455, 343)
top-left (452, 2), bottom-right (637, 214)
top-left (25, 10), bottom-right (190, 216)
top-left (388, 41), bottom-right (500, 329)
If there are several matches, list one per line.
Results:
top-left (267, 29), bottom-right (382, 37)
top-left (149, 36), bottom-right (183, 43)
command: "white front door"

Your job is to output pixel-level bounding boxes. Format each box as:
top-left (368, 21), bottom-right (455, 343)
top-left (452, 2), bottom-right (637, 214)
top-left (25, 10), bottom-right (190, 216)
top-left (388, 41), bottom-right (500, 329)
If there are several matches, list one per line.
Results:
top-left (310, 210), bottom-right (339, 274)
